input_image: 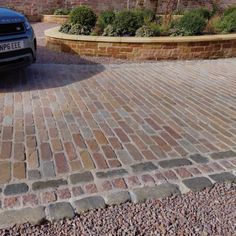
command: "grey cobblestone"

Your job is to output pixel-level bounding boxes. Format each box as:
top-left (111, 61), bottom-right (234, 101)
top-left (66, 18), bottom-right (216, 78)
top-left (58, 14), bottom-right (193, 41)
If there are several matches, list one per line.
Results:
top-left (32, 179), bottom-right (67, 191)
top-left (105, 191), bottom-right (131, 205)
top-left (211, 151), bottom-right (236, 160)
top-left (4, 183), bottom-right (29, 196)
top-left (183, 177), bottom-right (213, 192)
top-left (96, 169), bottom-right (128, 179)
top-left (159, 159), bottom-right (192, 169)
top-left (132, 183), bottom-right (181, 203)
top-left (74, 196), bottom-right (105, 212)
top-left (69, 171), bottom-right (94, 185)
top-left (42, 161), bottom-right (55, 178)
top-left (189, 154), bottom-right (209, 164)
top-left (131, 162), bottom-right (158, 173)
top-left (209, 172), bottom-right (236, 183)
top-left (0, 207), bottom-right (45, 229)
top-left (48, 202), bottom-right (75, 221)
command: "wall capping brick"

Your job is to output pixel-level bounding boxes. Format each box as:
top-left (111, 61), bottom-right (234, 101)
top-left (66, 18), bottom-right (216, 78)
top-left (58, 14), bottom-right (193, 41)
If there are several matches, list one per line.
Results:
top-left (41, 15), bottom-right (69, 24)
top-left (46, 27), bottom-right (236, 44)
top-left (46, 27), bottom-right (236, 61)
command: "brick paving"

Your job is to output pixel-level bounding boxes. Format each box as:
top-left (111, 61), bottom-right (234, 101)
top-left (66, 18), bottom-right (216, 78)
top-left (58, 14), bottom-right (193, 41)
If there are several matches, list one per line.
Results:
top-left (0, 59), bottom-right (236, 226)
top-left (0, 23), bottom-right (235, 227)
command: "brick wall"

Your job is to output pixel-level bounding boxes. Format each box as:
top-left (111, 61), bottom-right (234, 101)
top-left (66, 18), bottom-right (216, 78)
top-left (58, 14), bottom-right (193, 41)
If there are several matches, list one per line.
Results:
top-left (0, 0), bottom-right (235, 21)
top-left (46, 35), bottom-right (236, 61)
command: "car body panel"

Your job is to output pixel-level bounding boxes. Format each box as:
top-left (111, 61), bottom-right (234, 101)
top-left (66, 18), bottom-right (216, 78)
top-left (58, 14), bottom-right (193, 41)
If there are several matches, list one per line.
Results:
top-left (0, 7), bottom-right (36, 72)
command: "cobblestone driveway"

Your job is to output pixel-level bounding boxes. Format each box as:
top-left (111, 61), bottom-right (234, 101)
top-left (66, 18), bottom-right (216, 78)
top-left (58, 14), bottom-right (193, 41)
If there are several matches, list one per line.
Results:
top-left (0, 23), bottom-right (235, 227)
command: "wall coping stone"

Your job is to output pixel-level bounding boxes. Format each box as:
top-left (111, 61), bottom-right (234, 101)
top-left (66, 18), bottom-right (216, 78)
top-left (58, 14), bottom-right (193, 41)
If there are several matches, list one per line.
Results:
top-left (45, 27), bottom-right (236, 44)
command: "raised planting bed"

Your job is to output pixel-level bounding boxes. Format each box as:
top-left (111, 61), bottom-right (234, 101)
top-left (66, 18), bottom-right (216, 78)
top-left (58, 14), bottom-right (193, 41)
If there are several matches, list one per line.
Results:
top-left (41, 15), bottom-right (69, 24)
top-left (45, 27), bottom-right (236, 61)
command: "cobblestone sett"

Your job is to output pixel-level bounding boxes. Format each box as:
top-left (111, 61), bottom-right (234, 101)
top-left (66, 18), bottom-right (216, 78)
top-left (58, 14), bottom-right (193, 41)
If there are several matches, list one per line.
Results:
top-left (211, 150), bottom-right (236, 160)
top-left (189, 154), bottom-right (209, 164)
top-left (209, 172), bottom-right (236, 183)
top-left (69, 171), bottom-right (94, 185)
top-left (42, 161), bottom-right (55, 178)
top-left (32, 179), bottom-right (67, 191)
top-left (74, 196), bottom-right (105, 213)
top-left (0, 162), bottom-right (11, 184)
top-left (131, 162), bottom-right (158, 173)
top-left (96, 169), bottom-right (128, 179)
top-left (4, 183), bottom-right (29, 196)
top-left (48, 202), bottom-right (75, 221)
top-left (158, 159), bottom-right (192, 169)
top-left (183, 177), bottom-right (213, 192)
top-left (105, 191), bottom-right (131, 205)
top-left (0, 207), bottom-right (45, 229)
top-left (131, 183), bottom-right (181, 203)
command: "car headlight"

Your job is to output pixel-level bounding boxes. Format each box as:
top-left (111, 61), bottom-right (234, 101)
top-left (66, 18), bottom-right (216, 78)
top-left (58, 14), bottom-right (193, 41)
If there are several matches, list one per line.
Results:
top-left (24, 20), bottom-right (31, 31)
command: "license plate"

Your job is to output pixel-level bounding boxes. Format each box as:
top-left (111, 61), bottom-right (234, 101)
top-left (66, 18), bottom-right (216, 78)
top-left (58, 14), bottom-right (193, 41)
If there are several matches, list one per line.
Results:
top-left (0, 41), bottom-right (24, 53)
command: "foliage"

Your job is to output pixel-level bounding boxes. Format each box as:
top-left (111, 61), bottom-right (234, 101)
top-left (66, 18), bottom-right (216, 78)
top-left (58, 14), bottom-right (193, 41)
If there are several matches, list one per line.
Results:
top-left (102, 24), bottom-right (116, 36)
top-left (54, 8), bottom-right (71, 15)
top-left (112, 10), bottom-right (142, 36)
top-left (171, 11), bottom-right (207, 36)
top-left (91, 25), bottom-right (104, 36)
top-left (135, 23), bottom-right (161, 37)
top-left (191, 8), bottom-right (211, 20)
top-left (59, 23), bottom-right (72, 34)
top-left (205, 15), bottom-right (220, 34)
top-left (68, 23), bottom-right (91, 35)
top-left (214, 9), bottom-right (236, 33)
top-left (97, 10), bottom-right (116, 30)
top-left (69, 6), bottom-right (97, 32)
top-left (59, 4), bottom-right (236, 37)
top-left (132, 8), bottom-right (156, 25)
top-left (223, 5), bottom-right (236, 16)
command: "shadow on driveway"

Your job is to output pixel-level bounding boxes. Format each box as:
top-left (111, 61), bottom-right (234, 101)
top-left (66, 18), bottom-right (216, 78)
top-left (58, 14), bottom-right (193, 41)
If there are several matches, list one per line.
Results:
top-left (0, 50), bottom-right (105, 92)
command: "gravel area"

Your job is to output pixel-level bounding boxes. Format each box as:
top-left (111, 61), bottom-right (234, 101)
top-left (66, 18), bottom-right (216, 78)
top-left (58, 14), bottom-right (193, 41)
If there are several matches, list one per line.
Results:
top-left (1, 183), bottom-right (235, 236)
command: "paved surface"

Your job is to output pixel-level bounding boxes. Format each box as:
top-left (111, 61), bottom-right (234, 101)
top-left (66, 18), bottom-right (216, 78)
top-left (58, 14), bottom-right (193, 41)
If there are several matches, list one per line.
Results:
top-left (0, 23), bottom-right (235, 228)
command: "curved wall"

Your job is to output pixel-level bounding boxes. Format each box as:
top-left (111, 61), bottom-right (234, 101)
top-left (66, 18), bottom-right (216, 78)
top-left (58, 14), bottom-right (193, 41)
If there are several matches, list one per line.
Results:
top-left (45, 27), bottom-right (236, 61)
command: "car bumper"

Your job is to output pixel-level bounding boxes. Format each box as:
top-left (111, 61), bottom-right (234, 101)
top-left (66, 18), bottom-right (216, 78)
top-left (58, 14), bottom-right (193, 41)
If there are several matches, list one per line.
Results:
top-left (0, 32), bottom-right (36, 72)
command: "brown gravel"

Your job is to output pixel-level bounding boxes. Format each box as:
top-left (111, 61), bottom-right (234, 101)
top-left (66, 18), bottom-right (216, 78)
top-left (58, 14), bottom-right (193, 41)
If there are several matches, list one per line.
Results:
top-left (0, 182), bottom-right (235, 236)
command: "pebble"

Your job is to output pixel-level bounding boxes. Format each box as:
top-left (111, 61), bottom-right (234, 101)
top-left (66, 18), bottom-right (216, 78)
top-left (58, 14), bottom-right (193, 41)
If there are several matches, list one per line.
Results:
top-left (0, 183), bottom-right (235, 235)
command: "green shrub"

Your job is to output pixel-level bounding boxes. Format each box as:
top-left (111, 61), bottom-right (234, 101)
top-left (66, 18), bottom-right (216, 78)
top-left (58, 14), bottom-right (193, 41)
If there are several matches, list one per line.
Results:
top-left (97, 10), bottom-right (115, 30)
top-left (223, 5), bottom-right (236, 16)
top-left (132, 8), bottom-right (156, 25)
top-left (54, 8), bottom-right (71, 15)
top-left (68, 23), bottom-right (91, 35)
top-left (69, 6), bottom-right (97, 32)
top-left (191, 8), bottom-right (211, 19)
top-left (102, 24), bottom-right (116, 36)
top-left (214, 10), bottom-right (236, 33)
top-left (135, 23), bottom-right (160, 37)
top-left (91, 25), bottom-right (103, 36)
top-left (59, 23), bottom-right (72, 33)
top-left (172, 11), bottom-right (207, 36)
top-left (112, 10), bottom-right (141, 36)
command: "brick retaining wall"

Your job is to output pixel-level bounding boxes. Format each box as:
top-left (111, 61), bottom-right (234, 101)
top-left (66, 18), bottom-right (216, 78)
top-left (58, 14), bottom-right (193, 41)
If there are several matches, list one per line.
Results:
top-left (0, 0), bottom-right (235, 21)
top-left (45, 27), bottom-right (236, 61)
